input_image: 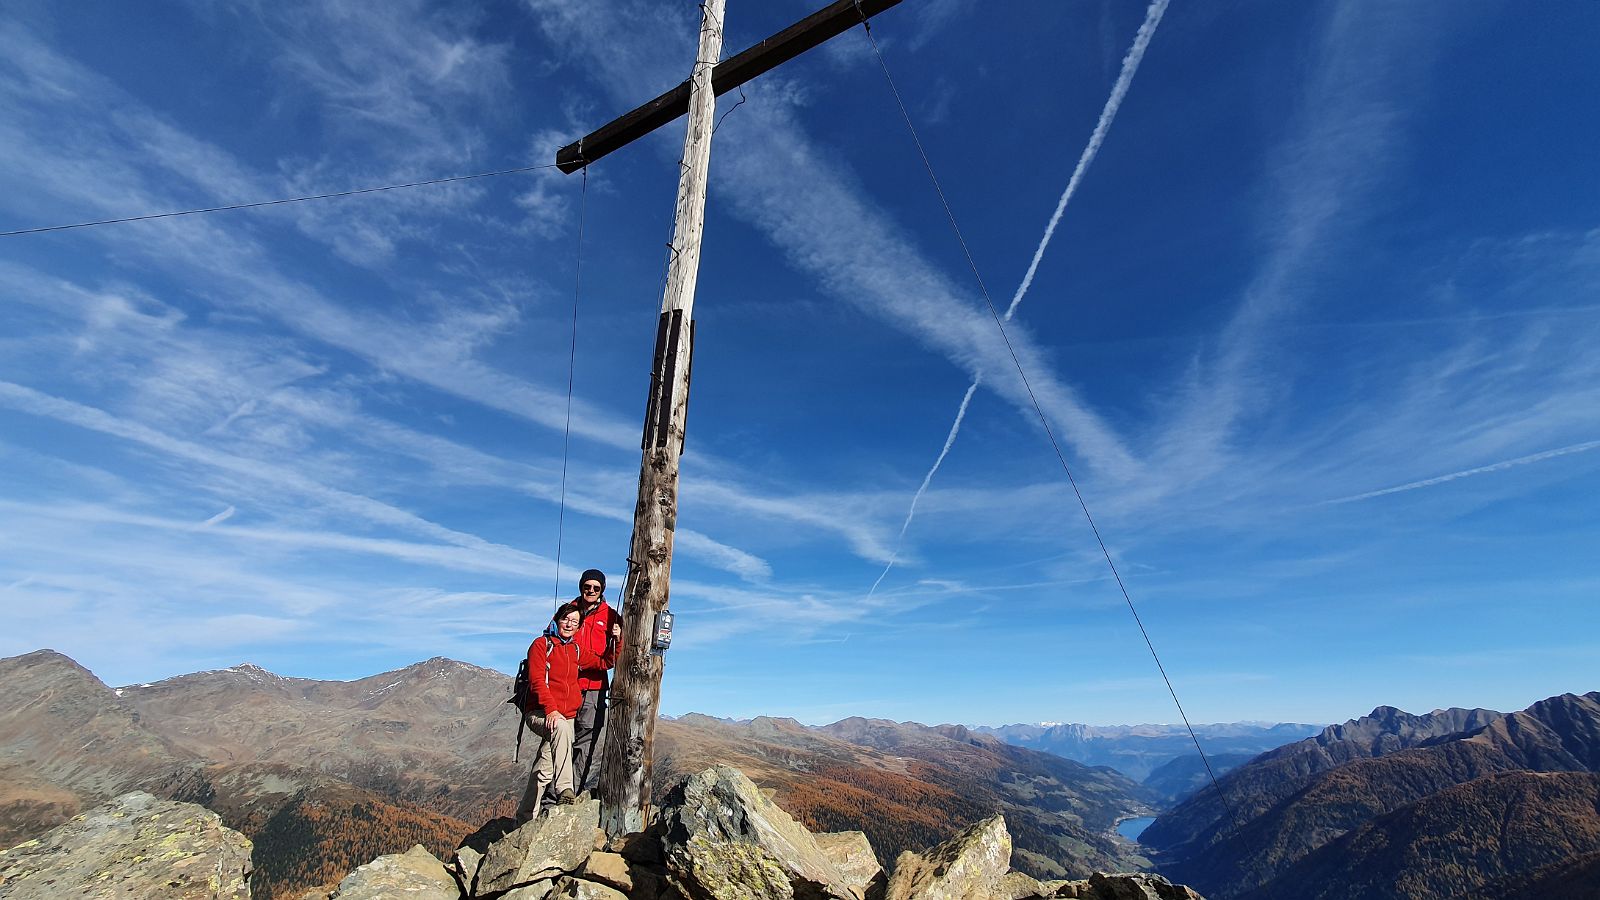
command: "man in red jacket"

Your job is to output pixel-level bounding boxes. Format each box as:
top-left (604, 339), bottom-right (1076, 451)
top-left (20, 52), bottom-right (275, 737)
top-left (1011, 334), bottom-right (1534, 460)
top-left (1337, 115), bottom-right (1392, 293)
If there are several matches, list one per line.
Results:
top-left (515, 601), bottom-right (618, 821)
top-left (572, 568), bottom-right (621, 791)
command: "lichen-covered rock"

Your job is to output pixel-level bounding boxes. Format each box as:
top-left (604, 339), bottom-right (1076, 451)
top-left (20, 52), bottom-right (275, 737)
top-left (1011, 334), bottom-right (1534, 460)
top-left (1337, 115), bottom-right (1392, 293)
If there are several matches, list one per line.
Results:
top-left (883, 815), bottom-right (1010, 900)
top-left (816, 831), bottom-right (885, 900)
top-left (657, 765), bottom-right (858, 900)
top-left (475, 800), bottom-right (601, 895)
top-left (997, 870), bottom-right (1048, 899)
top-left (327, 843), bottom-right (457, 899)
top-left (1052, 872), bottom-right (1204, 899)
top-left (0, 791), bottom-right (250, 900)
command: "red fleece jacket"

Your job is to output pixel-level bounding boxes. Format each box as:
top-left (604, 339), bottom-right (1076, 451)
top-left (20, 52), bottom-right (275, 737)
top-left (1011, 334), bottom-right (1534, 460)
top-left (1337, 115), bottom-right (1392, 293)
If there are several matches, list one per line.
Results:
top-left (574, 599), bottom-right (621, 692)
top-left (527, 634), bottom-right (616, 718)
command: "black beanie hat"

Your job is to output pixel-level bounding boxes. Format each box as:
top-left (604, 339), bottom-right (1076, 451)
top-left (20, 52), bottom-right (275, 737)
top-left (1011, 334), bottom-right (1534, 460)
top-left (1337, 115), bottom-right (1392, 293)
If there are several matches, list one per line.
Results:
top-left (579, 568), bottom-right (606, 591)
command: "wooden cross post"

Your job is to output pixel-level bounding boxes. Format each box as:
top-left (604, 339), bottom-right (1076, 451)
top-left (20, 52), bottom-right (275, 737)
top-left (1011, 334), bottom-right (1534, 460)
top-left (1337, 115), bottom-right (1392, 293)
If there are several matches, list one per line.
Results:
top-left (557, 0), bottom-right (906, 837)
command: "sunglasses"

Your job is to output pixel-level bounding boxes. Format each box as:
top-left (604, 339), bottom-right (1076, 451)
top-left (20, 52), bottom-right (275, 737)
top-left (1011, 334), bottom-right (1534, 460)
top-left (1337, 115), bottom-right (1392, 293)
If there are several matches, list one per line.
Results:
top-left (581, 584), bottom-right (603, 594)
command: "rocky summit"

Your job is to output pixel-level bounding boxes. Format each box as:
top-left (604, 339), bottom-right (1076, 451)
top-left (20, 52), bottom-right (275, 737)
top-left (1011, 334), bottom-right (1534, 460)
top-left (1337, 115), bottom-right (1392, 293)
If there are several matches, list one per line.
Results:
top-left (1, 767), bottom-right (1204, 900)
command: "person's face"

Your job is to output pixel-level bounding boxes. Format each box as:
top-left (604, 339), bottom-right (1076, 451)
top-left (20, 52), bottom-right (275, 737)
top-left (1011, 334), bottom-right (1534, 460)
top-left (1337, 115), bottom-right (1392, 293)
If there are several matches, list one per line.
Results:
top-left (557, 611), bottom-right (581, 639)
top-left (580, 580), bottom-right (603, 602)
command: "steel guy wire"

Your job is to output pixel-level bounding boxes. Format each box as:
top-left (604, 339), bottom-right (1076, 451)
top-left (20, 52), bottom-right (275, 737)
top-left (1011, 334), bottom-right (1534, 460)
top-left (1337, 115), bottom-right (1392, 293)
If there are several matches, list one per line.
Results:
top-left (853, 7), bottom-right (1243, 834)
top-left (552, 167), bottom-right (589, 609)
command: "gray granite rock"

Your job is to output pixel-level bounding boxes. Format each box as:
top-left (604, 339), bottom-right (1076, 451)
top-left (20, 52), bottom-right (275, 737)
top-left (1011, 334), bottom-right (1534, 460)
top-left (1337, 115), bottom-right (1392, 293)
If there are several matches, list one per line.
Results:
top-left (550, 874), bottom-right (630, 899)
top-left (816, 831), bottom-right (885, 900)
top-left (657, 765), bottom-right (858, 900)
top-left (1053, 872), bottom-right (1204, 899)
top-left (328, 843), bottom-right (457, 899)
top-left (475, 799), bottom-right (600, 895)
top-left (884, 815), bottom-right (1010, 900)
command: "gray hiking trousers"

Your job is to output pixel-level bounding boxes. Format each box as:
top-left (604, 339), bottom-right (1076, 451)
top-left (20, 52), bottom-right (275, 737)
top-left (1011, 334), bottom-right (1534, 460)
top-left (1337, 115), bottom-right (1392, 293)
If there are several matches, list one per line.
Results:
top-left (572, 687), bottom-right (607, 791)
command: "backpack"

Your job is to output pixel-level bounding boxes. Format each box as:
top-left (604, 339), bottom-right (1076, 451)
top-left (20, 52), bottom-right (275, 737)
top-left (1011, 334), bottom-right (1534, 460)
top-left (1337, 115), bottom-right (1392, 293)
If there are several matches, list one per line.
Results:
top-left (509, 639), bottom-right (550, 762)
top-left (509, 656), bottom-right (533, 714)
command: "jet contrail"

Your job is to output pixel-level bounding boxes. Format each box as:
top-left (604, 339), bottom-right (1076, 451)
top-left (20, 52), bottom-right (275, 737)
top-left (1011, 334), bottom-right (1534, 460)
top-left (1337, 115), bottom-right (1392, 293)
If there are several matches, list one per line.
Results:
top-left (1325, 439), bottom-right (1600, 505)
top-left (1006, 0), bottom-right (1170, 321)
top-left (867, 381), bottom-right (979, 596)
top-left (867, 0), bottom-right (1169, 597)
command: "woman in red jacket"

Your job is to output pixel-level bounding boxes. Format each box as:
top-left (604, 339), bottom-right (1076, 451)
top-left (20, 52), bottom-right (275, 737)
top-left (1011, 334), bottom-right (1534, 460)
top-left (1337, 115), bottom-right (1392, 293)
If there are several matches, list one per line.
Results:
top-left (515, 601), bottom-right (619, 821)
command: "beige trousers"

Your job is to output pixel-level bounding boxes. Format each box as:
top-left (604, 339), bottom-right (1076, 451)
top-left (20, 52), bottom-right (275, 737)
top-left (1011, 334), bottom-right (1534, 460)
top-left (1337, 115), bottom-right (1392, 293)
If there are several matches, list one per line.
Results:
top-left (516, 712), bottom-right (574, 819)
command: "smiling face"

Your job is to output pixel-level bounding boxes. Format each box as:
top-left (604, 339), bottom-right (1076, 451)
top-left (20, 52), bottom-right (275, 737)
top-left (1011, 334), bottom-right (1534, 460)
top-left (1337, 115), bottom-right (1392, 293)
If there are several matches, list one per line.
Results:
top-left (556, 610), bottom-right (581, 640)
top-left (580, 580), bottom-right (603, 600)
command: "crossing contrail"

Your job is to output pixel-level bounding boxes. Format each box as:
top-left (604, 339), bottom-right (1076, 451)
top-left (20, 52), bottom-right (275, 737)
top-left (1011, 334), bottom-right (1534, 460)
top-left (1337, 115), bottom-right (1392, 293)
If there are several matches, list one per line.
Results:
top-left (867, 0), bottom-right (1168, 598)
top-left (1325, 439), bottom-right (1600, 504)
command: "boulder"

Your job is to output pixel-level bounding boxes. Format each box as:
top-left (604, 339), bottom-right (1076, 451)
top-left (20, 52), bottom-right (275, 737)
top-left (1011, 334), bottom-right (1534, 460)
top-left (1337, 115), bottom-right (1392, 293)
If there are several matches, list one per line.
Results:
top-left (580, 850), bottom-right (635, 893)
top-left (328, 843), bottom-right (458, 899)
top-left (454, 815), bottom-right (518, 892)
top-left (1053, 873), bottom-right (1204, 900)
top-left (883, 815), bottom-right (1010, 900)
top-left (657, 765), bottom-right (858, 900)
top-left (0, 791), bottom-right (251, 900)
top-left (475, 799), bottom-right (601, 895)
top-left (997, 871), bottom-right (1049, 899)
top-left (502, 881), bottom-right (558, 899)
top-left (550, 875), bottom-right (630, 898)
top-left (815, 831), bottom-right (885, 900)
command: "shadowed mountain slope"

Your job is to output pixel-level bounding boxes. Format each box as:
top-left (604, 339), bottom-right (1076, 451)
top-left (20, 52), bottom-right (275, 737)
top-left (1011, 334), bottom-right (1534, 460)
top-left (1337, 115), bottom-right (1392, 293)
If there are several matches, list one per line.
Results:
top-left (1141, 702), bottom-right (1502, 858)
top-left (1484, 847), bottom-right (1600, 900)
top-left (1148, 692), bottom-right (1600, 899)
top-left (1243, 771), bottom-right (1600, 900)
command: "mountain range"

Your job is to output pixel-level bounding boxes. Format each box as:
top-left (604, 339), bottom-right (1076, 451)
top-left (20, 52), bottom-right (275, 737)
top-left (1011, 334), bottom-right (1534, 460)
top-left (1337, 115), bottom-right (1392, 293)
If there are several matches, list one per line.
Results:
top-left (0, 649), bottom-right (1157, 898)
top-left (1141, 691), bottom-right (1600, 899)
top-left (973, 722), bottom-right (1322, 784)
top-left (10, 647), bottom-right (1592, 900)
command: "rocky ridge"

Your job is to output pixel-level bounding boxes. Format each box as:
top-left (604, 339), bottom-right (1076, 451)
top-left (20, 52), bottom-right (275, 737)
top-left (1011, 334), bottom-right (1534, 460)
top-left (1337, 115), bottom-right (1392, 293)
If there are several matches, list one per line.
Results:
top-left (3, 767), bottom-right (1203, 900)
top-left (322, 764), bottom-right (1202, 900)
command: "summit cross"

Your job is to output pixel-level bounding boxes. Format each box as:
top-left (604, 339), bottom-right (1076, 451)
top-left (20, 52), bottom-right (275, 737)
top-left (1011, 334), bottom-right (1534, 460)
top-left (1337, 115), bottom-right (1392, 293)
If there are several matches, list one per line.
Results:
top-left (555, 0), bottom-right (906, 837)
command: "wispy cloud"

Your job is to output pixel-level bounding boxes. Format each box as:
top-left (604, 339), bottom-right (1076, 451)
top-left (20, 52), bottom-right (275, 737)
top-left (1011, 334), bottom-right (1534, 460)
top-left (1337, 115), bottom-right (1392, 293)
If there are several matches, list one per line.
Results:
top-left (0, 382), bottom-right (553, 574)
top-left (869, 0), bottom-right (1169, 595)
top-left (523, 0), bottom-right (1139, 484)
top-left (1325, 439), bottom-right (1600, 505)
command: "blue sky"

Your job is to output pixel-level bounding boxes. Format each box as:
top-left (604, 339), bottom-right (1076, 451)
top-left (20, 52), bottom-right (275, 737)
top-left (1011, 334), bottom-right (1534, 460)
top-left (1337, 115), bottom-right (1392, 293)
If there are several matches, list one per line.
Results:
top-left (1, 0), bottom-right (1596, 727)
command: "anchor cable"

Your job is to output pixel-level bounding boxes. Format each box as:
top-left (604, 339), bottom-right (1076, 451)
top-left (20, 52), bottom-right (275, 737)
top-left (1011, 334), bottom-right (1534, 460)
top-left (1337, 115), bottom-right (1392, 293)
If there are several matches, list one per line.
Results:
top-left (854, 9), bottom-right (1241, 833)
top-left (551, 167), bottom-right (589, 607)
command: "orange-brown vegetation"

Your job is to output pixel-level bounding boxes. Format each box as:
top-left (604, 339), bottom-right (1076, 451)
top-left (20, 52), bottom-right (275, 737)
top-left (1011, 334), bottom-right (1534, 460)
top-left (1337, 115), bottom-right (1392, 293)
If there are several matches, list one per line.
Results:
top-left (246, 785), bottom-right (473, 900)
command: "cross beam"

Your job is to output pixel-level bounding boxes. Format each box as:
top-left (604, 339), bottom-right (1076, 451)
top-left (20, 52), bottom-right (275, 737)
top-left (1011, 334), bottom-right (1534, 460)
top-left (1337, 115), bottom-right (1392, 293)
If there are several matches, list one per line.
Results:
top-left (555, 0), bottom-right (905, 173)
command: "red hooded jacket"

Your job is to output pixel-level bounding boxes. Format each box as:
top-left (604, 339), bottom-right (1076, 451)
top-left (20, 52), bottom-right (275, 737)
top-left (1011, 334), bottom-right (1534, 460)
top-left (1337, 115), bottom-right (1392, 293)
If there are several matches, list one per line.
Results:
top-left (574, 598), bottom-right (621, 692)
top-left (527, 633), bottom-right (616, 718)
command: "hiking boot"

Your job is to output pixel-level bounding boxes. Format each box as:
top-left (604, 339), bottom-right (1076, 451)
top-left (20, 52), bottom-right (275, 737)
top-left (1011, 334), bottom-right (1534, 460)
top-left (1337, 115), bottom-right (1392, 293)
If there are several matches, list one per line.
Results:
top-left (556, 789), bottom-right (577, 805)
